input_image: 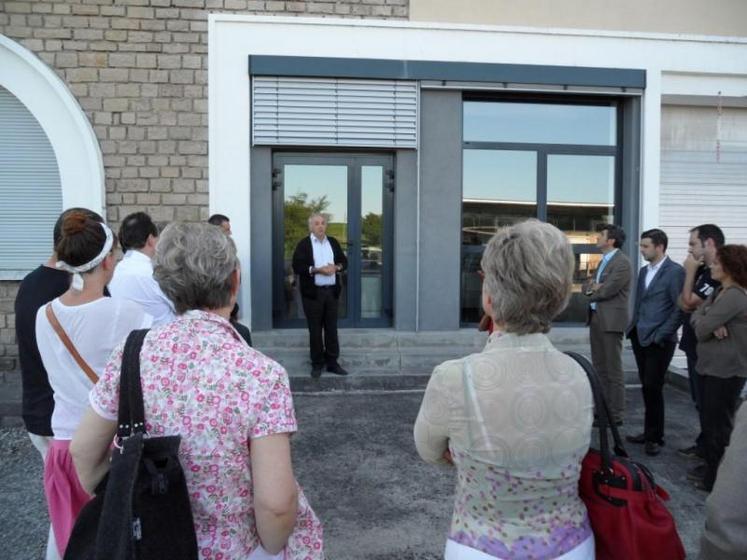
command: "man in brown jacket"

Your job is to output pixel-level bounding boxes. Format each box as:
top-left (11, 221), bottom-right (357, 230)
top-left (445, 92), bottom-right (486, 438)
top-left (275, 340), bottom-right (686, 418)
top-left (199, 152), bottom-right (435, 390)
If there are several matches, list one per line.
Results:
top-left (585, 224), bottom-right (633, 426)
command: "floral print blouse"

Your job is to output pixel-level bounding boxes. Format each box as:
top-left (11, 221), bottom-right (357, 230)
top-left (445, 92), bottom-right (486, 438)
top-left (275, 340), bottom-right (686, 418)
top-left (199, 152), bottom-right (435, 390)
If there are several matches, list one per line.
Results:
top-left (90, 310), bottom-right (324, 560)
top-left (414, 332), bottom-right (593, 559)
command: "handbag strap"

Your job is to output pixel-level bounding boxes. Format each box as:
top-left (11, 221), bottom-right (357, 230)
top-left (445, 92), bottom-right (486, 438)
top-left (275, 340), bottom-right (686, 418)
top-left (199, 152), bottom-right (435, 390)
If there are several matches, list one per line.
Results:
top-left (45, 303), bottom-right (99, 384)
top-left (564, 352), bottom-right (628, 469)
top-left (117, 329), bottom-right (150, 440)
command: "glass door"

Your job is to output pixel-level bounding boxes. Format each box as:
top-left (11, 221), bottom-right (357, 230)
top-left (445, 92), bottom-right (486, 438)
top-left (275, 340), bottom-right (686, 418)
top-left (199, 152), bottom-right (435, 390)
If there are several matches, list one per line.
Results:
top-left (272, 153), bottom-right (394, 328)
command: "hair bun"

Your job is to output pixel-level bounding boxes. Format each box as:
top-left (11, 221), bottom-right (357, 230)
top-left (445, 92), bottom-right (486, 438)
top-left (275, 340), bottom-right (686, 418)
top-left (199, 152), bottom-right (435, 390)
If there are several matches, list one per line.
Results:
top-left (62, 210), bottom-right (90, 236)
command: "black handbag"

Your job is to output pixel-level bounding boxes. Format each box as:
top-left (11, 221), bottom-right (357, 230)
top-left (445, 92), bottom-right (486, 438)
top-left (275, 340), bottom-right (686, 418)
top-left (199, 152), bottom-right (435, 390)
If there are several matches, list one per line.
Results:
top-left (65, 329), bottom-right (198, 560)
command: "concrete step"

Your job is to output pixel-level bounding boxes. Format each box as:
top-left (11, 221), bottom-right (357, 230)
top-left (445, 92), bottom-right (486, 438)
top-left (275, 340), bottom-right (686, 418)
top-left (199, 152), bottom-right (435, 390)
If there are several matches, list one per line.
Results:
top-left (251, 327), bottom-right (591, 350)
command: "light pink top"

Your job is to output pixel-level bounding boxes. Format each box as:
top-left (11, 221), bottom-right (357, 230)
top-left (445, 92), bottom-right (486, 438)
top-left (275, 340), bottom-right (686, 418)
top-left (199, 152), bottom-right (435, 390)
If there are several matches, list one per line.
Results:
top-left (90, 310), bottom-right (323, 560)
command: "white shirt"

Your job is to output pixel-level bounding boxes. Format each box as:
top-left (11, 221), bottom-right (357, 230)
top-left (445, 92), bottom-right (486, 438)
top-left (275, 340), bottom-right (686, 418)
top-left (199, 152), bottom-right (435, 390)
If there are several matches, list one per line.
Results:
top-left (645, 256), bottom-right (668, 289)
top-left (109, 249), bottom-right (176, 325)
top-left (310, 234), bottom-right (336, 287)
top-left (35, 297), bottom-right (152, 440)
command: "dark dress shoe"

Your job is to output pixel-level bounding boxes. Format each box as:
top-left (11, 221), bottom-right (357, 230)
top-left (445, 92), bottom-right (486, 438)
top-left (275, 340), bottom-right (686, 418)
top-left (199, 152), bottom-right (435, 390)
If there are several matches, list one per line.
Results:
top-left (687, 464), bottom-right (707, 482)
top-left (626, 433), bottom-right (646, 444)
top-left (326, 363), bottom-right (348, 376)
top-left (644, 441), bottom-right (661, 456)
top-left (310, 366), bottom-right (322, 379)
top-left (692, 479), bottom-right (712, 492)
top-left (592, 419), bottom-right (623, 428)
top-left (678, 445), bottom-right (704, 460)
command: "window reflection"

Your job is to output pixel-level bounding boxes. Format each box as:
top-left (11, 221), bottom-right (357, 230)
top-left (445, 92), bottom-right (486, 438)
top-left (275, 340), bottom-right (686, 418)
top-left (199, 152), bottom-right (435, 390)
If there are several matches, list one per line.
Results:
top-left (282, 164), bottom-right (348, 321)
top-left (462, 150), bottom-right (537, 245)
top-left (464, 101), bottom-right (616, 146)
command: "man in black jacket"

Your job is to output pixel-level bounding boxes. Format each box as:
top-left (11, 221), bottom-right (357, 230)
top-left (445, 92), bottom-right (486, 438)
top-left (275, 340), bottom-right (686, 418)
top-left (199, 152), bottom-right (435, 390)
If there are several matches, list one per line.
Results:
top-left (292, 213), bottom-right (349, 378)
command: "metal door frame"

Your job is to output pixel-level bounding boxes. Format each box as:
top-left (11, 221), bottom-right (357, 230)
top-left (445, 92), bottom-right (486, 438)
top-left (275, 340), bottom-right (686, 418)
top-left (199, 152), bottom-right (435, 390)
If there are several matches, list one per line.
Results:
top-left (272, 152), bottom-right (394, 328)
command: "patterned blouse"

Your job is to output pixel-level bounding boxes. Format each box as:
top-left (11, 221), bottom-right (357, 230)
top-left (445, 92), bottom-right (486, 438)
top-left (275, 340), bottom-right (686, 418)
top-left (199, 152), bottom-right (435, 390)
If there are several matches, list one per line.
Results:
top-left (414, 332), bottom-right (593, 559)
top-left (90, 310), bottom-right (324, 560)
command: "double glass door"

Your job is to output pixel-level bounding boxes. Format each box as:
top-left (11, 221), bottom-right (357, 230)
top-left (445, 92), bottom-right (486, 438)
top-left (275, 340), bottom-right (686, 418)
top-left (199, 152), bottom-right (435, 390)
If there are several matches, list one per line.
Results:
top-left (272, 153), bottom-right (394, 328)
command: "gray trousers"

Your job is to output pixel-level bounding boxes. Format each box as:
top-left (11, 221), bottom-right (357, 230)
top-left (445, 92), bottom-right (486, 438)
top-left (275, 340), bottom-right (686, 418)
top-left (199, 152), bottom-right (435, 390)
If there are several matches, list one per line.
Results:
top-left (589, 312), bottom-right (625, 423)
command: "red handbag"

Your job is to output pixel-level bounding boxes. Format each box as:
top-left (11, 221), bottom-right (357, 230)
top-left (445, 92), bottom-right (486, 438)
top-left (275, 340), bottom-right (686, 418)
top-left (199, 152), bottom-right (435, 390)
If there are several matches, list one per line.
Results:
top-left (565, 352), bottom-right (686, 560)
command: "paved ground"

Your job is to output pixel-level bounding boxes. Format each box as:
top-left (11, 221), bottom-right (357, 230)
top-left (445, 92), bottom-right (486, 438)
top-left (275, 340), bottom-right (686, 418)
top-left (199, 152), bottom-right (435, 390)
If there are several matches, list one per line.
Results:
top-left (0, 384), bottom-right (707, 560)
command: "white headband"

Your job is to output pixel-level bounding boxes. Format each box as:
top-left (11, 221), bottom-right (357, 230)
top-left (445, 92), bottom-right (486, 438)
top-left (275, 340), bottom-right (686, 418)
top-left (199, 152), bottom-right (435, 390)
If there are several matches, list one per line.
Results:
top-left (56, 222), bottom-right (114, 291)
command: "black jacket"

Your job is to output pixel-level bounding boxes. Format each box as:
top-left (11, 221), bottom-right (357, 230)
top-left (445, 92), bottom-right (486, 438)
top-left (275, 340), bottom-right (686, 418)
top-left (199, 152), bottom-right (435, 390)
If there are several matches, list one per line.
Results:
top-left (292, 235), bottom-right (348, 299)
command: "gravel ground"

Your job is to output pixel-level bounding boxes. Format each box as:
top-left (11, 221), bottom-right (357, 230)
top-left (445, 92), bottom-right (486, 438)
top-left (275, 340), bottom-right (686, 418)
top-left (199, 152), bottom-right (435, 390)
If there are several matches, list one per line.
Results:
top-left (1, 387), bottom-right (706, 559)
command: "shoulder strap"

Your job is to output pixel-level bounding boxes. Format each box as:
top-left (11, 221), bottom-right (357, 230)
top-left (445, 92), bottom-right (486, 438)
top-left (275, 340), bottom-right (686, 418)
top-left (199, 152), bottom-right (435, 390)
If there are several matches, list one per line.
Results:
top-left (564, 351), bottom-right (628, 465)
top-left (45, 303), bottom-right (99, 384)
top-left (117, 329), bottom-right (150, 439)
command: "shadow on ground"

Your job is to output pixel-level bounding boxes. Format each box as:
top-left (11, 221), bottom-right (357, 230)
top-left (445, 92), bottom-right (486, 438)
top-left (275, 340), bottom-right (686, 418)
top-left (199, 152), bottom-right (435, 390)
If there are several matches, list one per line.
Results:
top-left (0, 386), bottom-right (705, 559)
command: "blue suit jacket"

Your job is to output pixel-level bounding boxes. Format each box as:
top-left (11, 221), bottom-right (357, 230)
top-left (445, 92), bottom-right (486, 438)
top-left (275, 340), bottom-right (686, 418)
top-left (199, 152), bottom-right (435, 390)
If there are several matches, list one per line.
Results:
top-left (627, 257), bottom-right (685, 347)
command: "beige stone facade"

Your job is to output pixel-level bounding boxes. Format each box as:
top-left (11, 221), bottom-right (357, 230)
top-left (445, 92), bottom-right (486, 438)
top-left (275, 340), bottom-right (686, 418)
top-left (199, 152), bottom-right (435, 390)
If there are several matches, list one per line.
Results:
top-left (410, 0), bottom-right (747, 37)
top-left (0, 0), bottom-right (408, 373)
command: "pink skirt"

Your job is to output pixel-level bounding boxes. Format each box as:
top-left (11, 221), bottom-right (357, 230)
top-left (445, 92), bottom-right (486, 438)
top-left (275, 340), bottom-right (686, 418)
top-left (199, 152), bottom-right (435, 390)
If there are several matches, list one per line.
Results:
top-left (44, 439), bottom-right (91, 557)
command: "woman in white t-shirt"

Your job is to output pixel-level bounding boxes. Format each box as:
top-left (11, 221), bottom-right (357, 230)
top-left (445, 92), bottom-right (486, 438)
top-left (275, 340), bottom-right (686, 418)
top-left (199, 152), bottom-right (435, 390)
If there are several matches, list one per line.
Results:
top-left (35, 210), bottom-right (151, 557)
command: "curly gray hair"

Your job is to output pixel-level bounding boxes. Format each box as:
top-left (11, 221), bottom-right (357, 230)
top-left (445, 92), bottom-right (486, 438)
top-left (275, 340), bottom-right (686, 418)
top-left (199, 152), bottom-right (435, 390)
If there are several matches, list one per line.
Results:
top-left (154, 222), bottom-right (239, 314)
top-left (481, 219), bottom-right (574, 334)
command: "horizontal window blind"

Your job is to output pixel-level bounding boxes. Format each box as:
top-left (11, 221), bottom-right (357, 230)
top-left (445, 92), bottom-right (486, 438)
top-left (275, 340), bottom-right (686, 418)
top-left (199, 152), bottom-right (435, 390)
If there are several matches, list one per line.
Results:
top-left (252, 77), bottom-right (417, 148)
top-left (0, 86), bottom-right (62, 278)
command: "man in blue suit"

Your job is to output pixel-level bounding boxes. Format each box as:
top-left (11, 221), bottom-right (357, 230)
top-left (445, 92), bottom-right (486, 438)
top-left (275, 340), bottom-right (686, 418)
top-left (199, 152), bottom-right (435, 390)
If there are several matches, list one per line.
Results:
top-left (626, 228), bottom-right (685, 456)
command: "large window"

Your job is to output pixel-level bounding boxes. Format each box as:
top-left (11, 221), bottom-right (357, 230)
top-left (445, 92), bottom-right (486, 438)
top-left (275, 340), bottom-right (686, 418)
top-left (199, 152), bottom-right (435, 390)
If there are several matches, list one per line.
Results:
top-left (461, 98), bottom-right (620, 324)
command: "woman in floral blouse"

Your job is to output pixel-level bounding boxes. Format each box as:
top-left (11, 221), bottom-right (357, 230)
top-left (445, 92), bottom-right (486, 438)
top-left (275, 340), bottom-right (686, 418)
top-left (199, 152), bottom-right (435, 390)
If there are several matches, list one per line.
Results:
top-left (71, 223), bottom-right (323, 560)
top-left (415, 220), bottom-right (594, 560)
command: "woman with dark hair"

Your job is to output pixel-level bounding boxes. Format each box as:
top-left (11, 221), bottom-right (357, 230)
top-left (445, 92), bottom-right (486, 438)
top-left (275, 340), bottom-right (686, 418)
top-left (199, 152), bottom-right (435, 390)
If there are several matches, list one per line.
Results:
top-left (35, 211), bottom-right (151, 557)
top-left (691, 244), bottom-right (747, 491)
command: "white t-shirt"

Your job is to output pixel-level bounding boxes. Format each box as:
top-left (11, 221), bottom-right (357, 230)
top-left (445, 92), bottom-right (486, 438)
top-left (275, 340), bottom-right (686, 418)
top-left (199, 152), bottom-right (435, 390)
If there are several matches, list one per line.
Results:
top-left (35, 297), bottom-right (152, 440)
top-left (108, 249), bottom-right (176, 326)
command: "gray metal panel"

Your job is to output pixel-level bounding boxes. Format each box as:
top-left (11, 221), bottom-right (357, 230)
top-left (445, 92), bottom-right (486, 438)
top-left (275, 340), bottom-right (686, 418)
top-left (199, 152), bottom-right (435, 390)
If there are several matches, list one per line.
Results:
top-left (418, 90), bottom-right (463, 330)
top-left (250, 147), bottom-right (274, 331)
top-left (252, 77), bottom-right (418, 148)
top-left (249, 55), bottom-right (646, 89)
top-left (0, 86), bottom-right (62, 277)
top-left (393, 150), bottom-right (417, 330)
top-left (621, 96), bottom-right (642, 303)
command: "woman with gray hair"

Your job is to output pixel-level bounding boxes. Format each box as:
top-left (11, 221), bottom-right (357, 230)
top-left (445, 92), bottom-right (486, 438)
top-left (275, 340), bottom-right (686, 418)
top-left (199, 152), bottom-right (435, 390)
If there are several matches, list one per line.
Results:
top-left (414, 220), bottom-right (594, 560)
top-left (71, 223), bottom-right (323, 560)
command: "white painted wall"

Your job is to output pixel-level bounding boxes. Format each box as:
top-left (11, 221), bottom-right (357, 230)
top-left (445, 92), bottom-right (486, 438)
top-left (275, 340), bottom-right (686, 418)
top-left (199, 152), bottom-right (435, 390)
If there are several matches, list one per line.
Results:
top-left (208, 15), bottom-right (747, 322)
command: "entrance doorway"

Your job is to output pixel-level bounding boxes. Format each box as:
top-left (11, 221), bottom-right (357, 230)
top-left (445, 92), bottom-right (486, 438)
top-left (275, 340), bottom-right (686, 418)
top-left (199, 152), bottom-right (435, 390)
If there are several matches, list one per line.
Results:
top-left (272, 153), bottom-right (394, 328)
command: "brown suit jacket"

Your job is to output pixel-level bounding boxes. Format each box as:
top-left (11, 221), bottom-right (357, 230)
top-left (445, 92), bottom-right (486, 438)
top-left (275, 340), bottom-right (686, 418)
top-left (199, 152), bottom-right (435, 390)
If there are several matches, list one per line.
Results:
top-left (587, 250), bottom-right (633, 333)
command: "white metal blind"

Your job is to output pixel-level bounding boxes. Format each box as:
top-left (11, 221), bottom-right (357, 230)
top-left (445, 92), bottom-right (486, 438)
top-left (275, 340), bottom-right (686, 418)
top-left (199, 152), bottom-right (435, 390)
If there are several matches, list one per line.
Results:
top-left (0, 86), bottom-right (62, 278)
top-left (660, 106), bottom-right (747, 265)
top-left (252, 77), bottom-right (417, 148)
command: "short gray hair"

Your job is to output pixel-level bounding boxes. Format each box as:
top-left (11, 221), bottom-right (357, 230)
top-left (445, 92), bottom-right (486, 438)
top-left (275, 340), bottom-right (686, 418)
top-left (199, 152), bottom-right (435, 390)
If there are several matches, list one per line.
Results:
top-left (481, 219), bottom-right (574, 334)
top-left (154, 222), bottom-right (239, 314)
top-left (307, 213), bottom-right (326, 230)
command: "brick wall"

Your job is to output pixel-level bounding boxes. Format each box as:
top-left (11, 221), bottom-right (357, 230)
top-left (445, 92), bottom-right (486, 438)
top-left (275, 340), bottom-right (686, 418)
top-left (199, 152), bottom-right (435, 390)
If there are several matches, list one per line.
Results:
top-left (0, 0), bottom-right (409, 372)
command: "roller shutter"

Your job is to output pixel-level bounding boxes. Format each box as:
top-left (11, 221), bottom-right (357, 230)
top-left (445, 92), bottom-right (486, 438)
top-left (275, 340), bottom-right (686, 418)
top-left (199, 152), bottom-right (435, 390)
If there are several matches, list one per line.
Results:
top-left (660, 105), bottom-right (747, 265)
top-left (0, 86), bottom-right (62, 278)
top-left (252, 77), bottom-right (417, 148)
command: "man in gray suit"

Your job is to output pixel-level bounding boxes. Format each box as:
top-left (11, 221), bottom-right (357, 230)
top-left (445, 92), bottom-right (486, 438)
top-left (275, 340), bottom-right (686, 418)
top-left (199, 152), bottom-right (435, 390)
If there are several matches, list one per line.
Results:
top-left (626, 228), bottom-right (685, 456)
top-left (585, 224), bottom-right (632, 426)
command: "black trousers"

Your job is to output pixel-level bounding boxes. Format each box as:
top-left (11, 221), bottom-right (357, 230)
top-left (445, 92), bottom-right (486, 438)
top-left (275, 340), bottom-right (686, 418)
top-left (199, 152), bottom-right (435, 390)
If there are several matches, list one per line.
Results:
top-left (301, 287), bottom-right (340, 367)
top-left (630, 329), bottom-right (676, 443)
top-left (685, 353), bottom-right (705, 451)
top-left (701, 374), bottom-right (746, 490)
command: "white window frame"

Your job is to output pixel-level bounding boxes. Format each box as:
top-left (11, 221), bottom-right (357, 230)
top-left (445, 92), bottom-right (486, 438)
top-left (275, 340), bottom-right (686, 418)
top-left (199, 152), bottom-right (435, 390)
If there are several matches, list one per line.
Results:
top-left (0, 36), bottom-right (104, 279)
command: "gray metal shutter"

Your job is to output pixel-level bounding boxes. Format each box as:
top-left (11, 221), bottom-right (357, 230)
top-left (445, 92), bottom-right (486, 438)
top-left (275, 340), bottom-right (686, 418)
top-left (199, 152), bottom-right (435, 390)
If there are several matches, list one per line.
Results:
top-left (660, 105), bottom-right (747, 265)
top-left (0, 86), bottom-right (62, 278)
top-left (252, 77), bottom-right (417, 148)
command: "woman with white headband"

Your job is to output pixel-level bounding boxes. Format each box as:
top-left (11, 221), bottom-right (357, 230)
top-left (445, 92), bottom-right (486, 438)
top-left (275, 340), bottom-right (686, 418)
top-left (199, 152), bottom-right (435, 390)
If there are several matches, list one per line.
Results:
top-left (34, 210), bottom-right (152, 558)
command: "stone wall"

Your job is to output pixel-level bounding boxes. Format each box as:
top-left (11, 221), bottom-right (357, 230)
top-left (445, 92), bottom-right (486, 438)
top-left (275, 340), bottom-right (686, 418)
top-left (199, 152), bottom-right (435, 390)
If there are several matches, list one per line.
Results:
top-left (0, 0), bottom-right (409, 372)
